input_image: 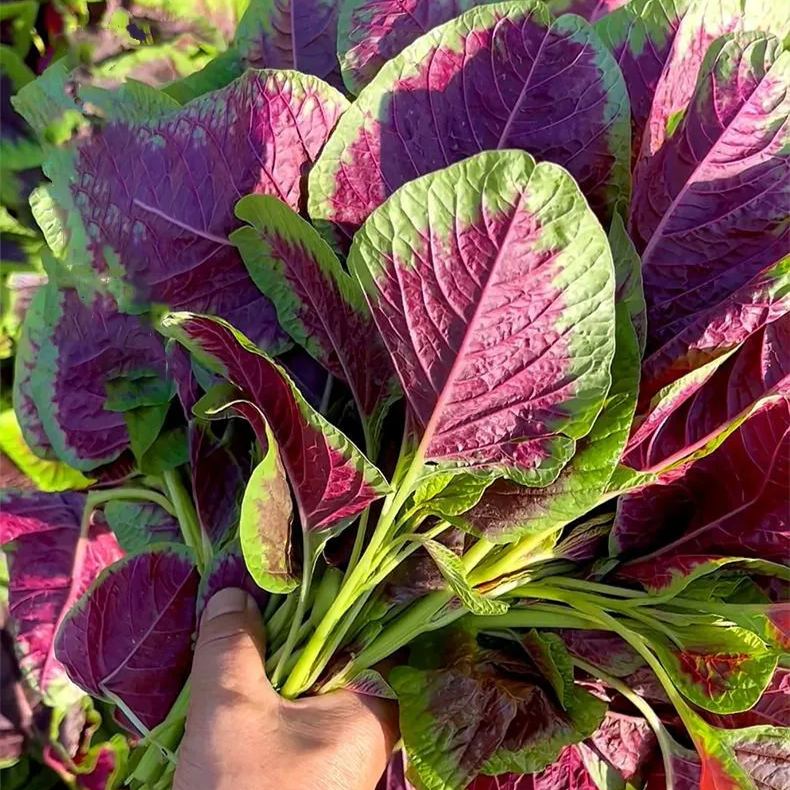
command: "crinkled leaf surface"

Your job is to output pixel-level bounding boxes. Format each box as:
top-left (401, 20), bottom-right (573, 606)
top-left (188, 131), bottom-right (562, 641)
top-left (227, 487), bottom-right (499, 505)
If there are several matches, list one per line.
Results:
top-left (101, 501), bottom-right (181, 555)
top-left (337, 0), bottom-right (502, 94)
top-left (614, 398), bottom-right (789, 586)
top-left (457, 301), bottom-right (637, 541)
top-left (55, 545), bottom-right (198, 730)
top-left (716, 725), bottom-right (790, 790)
top-left (639, 256), bottom-right (789, 408)
top-left (234, 0), bottom-right (343, 89)
top-left (22, 69), bottom-right (348, 350)
top-left (635, 3), bottom-right (788, 175)
top-left (392, 638), bottom-right (605, 790)
top-left (349, 151), bottom-right (616, 486)
top-left (13, 285), bottom-right (170, 471)
top-left (0, 491), bottom-right (123, 702)
top-left (630, 33), bottom-right (790, 352)
top-left (239, 420), bottom-right (298, 594)
top-left (559, 630), bottom-right (644, 678)
top-left (609, 213), bottom-right (646, 354)
top-left (590, 713), bottom-right (656, 781)
top-left (162, 313), bottom-right (388, 531)
top-left (623, 317), bottom-right (789, 473)
top-left (310, 1), bottom-right (630, 244)
top-left (231, 194), bottom-right (400, 447)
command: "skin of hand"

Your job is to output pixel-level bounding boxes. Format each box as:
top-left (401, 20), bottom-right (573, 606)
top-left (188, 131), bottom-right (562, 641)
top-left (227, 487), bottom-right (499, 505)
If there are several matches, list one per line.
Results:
top-left (174, 588), bottom-right (399, 790)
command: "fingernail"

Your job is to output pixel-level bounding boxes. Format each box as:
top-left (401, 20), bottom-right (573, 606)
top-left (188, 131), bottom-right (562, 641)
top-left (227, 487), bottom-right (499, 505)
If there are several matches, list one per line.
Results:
top-left (203, 588), bottom-right (253, 623)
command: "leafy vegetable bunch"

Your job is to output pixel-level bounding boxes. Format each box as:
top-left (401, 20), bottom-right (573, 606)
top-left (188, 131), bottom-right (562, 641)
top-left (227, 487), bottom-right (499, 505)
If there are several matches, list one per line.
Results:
top-left (1, 0), bottom-right (788, 788)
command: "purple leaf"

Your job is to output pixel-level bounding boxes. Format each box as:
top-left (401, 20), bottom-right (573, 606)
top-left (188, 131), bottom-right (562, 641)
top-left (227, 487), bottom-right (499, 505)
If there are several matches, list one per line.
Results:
top-left (230, 194), bottom-right (400, 449)
top-left (14, 285), bottom-right (170, 471)
top-left (189, 420), bottom-right (252, 548)
top-left (614, 397), bottom-right (789, 591)
top-left (235, 0), bottom-right (343, 89)
top-left (349, 151), bottom-right (616, 489)
top-left (590, 712), bottom-right (657, 780)
top-left (635, 7), bottom-right (785, 182)
top-left (468, 746), bottom-right (601, 789)
top-left (337, 1), bottom-right (504, 94)
top-left (630, 33), bottom-right (789, 352)
top-left (34, 70), bottom-right (348, 350)
top-left (162, 313), bottom-right (388, 532)
top-left (623, 317), bottom-right (789, 473)
top-left (392, 631), bottom-right (606, 789)
top-left (639, 257), bottom-right (789, 409)
top-left (196, 542), bottom-right (270, 617)
top-left (560, 630), bottom-right (645, 678)
top-left (310, 2), bottom-right (630, 244)
top-left (55, 546), bottom-right (199, 730)
top-left (594, 0), bottom-right (692, 160)
top-left (0, 491), bottom-right (123, 700)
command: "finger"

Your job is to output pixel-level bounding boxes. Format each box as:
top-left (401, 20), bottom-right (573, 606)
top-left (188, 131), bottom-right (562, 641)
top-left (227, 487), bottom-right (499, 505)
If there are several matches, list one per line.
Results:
top-left (187, 588), bottom-right (273, 723)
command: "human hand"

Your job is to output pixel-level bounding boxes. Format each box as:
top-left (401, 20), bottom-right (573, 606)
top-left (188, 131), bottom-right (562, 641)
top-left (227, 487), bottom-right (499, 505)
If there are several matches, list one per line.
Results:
top-left (174, 588), bottom-right (399, 790)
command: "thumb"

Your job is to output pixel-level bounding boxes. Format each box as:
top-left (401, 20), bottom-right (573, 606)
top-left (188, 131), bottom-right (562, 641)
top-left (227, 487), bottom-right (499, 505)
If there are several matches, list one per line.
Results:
top-left (187, 588), bottom-right (273, 722)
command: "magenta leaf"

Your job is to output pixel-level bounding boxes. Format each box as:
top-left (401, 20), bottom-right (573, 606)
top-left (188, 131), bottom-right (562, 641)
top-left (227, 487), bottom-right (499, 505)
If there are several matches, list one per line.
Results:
top-left (230, 194), bottom-right (400, 450)
top-left (614, 397), bottom-right (789, 592)
top-left (23, 70), bottom-right (348, 350)
top-left (630, 33), bottom-right (789, 353)
top-left (234, 0), bottom-right (343, 89)
top-left (590, 713), bottom-right (657, 781)
top-left (310, 2), bottom-right (630, 245)
top-left (13, 284), bottom-right (170, 471)
top-left (623, 317), bottom-right (788, 473)
top-left (196, 541), bottom-right (270, 617)
top-left (0, 491), bottom-right (123, 702)
top-left (55, 546), bottom-right (199, 730)
top-left (337, 0), bottom-right (504, 94)
top-left (639, 257), bottom-right (789, 409)
top-left (161, 313), bottom-right (389, 532)
top-left (349, 151), bottom-right (616, 492)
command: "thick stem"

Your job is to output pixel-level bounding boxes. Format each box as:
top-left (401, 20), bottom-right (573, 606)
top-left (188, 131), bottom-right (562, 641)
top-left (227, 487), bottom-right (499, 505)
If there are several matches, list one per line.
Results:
top-left (266, 594), bottom-right (298, 646)
top-left (270, 530), bottom-right (314, 688)
top-left (468, 528), bottom-right (558, 584)
top-left (470, 608), bottom-right (600, 631)
top-left (162, 470), bottom-right (208, 572)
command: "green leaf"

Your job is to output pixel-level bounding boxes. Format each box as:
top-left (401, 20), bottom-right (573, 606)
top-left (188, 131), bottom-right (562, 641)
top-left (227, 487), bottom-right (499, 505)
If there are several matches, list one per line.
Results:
top-left (519, 630), bottom-right (574, 707)
top-left (103, 501), bottom-right (180, 554)
top-left (609, 212), bottom-right (646, 355)
top-left (138, 428), bottom-right (189, 476)
top-left (412, 470), bottom-right (493, 519)
top-left (239, 421), bottom-right (298, 594)
top-left (647, 624), bottom-right (778, 714)
top-left (124, 403), bottom-right (170, 464)
top-left (408, 535), bottom-right (508, 616)
top-left (0, 409), bottom-right (93, 491)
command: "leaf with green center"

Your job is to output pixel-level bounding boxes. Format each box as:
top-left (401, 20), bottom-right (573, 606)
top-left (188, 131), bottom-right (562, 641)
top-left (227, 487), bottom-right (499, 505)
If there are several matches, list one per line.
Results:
top-left (348, 151), bottom-right (616, 494)
top-left (161, 313), bottom-right (389, 532)
top-left (239, 420), bottom-right (298, 594)
top-left (412, 471), bottom-right (492, 519)
top-left (311, 1), bottom-right (631, 246)
top-left (230, 194), bottom-right (400, 451)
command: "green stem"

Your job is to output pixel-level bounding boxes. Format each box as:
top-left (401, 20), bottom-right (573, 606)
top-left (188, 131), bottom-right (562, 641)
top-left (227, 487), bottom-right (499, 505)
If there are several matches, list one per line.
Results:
top-left (470, 608), bottom-right (600, 631)
top-left (543, 576), bottom-right (648, 599)
top-left (345, 508), bottom-right (371, 577)
top-left (270, 530), bottom-right (315, 688)
top-left (266, 594), bottom-right (298, 646)
top-left (468, 527), bottom-right (558, 584)
top-left (162, 470), bottom-right (208, 572)
top-left (84, 487), bottom-right (177, 526)
top-left (572, 657), bottom-right (693, 783)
